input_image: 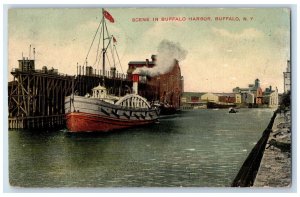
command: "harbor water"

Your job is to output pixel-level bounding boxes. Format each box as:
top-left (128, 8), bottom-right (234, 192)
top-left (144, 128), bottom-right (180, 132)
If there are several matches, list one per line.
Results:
top-left (9, 108), bottom-right (274, 187)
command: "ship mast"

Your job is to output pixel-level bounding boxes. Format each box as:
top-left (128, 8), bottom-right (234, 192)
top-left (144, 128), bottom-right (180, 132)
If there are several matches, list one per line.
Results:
top-left (102, 8), bottom-right (106, 86)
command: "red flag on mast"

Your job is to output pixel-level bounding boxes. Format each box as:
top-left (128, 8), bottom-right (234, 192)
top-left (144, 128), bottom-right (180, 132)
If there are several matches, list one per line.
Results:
top-left (103, 9), bottom-right (114, 23)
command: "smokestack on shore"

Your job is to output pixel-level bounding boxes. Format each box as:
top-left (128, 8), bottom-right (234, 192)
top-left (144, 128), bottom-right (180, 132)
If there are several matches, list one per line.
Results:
top-left (132, 74), bottom-right (139, 94)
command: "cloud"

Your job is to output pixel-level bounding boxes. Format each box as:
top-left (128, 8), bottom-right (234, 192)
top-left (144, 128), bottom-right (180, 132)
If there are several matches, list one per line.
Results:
top-left (139, 20), bottom-right (186, 48)
top-left (8, 8), bottom-right (289, 93)
top-left (271, 28), bottom-right (290, 50)
top-left (211, 27), bottom-right (264, 40)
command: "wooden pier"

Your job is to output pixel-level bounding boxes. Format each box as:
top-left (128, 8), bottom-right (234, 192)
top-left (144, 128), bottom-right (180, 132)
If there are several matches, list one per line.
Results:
top-left (8, 58), bottom-right (132, 129)
top-left (8, 115), bottom-right (65, 129)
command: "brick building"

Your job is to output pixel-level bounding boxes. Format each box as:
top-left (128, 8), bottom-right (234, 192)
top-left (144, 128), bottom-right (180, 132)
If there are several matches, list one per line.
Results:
top-left (127, 55), bottom-right (156, 80)
top-left (233, 78), bottom-right (264, 105)
top-left (127, 55), bottom-right (183, 109)
top-left (215, 93), bottom-right (236, 103)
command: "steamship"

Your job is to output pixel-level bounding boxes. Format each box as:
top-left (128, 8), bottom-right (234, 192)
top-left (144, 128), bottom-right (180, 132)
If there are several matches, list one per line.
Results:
top-left (65, 9), bottom-right (158, 132)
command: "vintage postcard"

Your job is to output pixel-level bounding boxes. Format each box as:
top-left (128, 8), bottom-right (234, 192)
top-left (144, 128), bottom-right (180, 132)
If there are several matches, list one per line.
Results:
top-left (7, 7), bottom-right (291, 189)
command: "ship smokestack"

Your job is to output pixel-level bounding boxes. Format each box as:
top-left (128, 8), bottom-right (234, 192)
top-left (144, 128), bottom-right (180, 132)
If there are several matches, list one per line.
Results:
top-left (132, 74), bottom-right (139, 94)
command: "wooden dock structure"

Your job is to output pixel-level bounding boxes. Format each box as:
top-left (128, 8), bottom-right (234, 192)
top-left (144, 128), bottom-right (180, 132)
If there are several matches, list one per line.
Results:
top-left (8, 57), bottom-right (132, 129)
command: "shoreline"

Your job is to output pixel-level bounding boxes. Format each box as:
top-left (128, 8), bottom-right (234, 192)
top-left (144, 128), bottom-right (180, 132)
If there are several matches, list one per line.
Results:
top-left (253, 109), bottom-right (291, 187)
top-left (231, 108), bottom-right (291, 187)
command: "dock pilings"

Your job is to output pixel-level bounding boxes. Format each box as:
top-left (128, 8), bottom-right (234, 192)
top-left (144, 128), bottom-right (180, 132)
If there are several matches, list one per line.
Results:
top-left (8, 70), bottom-right (131, 129)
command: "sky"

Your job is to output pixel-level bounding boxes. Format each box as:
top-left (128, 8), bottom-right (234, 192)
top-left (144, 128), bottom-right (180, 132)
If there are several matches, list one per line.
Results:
top-left (8, 7), bottom-right (290, 93)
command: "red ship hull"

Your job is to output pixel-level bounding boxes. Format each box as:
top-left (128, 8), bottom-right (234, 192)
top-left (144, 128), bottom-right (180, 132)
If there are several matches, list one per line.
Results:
top-left (66, 112), bottom-right (156, 132)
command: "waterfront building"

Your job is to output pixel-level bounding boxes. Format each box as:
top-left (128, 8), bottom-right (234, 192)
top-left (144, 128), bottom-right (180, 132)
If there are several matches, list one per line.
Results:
top-left (127, 55), bottom-right (183, 109)
top-left (232, 87), bottom-right (249, 94)
top-left (245, 92), bottom-right (255, 104)
top-left (215, 93), bottom-right (236, 103)
top-left (235, 94), bottom-right (242, 104)
top-left (233, 78), bottom-right (279, 108)
top-left (263, 86), bottom-right (279, 108)
top-left (283, 60), bottom-right (291, 93)
top-left (200, 93), bottom-right (219, 103)
top-left (214, 93), bottom-right (242, 104)
top-left (248, 79), bottom-right (263, 104)
top-left (181, 92), bottom-right (206, 109)
top-left (269, 90), bottom-right (279, 108)
top-left (233, 87), bottom-right (250, 104)
top-left (127, 55), bottom-right (156, 80)
top-left (253, 87), bottom-right (263, 104)
top-left (233, 78), bottom-right (264, 105)
top-left (181, 92), bottom-right (242, 109)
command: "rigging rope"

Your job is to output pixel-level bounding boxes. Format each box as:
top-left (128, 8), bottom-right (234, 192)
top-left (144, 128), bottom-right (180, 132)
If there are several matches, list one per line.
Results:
top-left (82, 19), bottom-right (103, 67)
top-left (93, 23), bottom-right (103, 67)
top-left (80, 12), bottom-right (125, 95)
top-left (104, 21), bottom-right (116, 74)
top-left (105, 53), bottom-right (112, 69)
top-left (114, 45), bottom-right (124, 74)
top-left (96, 52), bottom-right (102, 67)
top-left (114, 44), bottom-right (124, 96)
top-left (104, 21), bottom-right (122, 95)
